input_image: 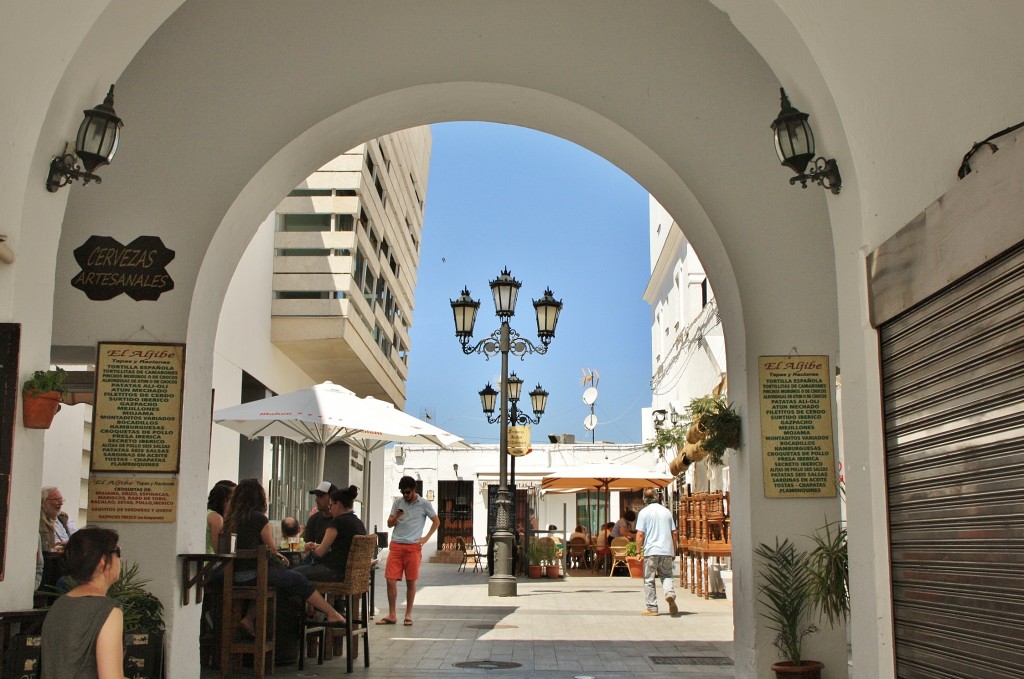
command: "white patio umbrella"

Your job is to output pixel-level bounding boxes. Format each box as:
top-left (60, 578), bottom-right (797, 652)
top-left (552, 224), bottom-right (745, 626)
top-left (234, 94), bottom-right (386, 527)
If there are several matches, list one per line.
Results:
top-left (213, 381), bottom-right (468, 522)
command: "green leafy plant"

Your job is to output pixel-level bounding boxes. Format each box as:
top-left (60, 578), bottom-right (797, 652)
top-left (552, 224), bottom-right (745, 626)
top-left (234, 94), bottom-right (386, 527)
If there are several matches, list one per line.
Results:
top-left (755, 538), bottom-right (817, 666)
top-left (528, 541), bottom-right (544, 566)
top-left (685, 394), bottom-right (741, 466)
top-left (625, 541), bottom-right (642, 557)
top-left (23, 368), bottom-right (68, 397)
top-left (539, 539), bottom-right (557, 565)
top-left (807, 521), bottom-right (849, 628)
top-left (643, 424), bottom-right (687, 454)
top-left (108, 562), bottom-right (166, 634)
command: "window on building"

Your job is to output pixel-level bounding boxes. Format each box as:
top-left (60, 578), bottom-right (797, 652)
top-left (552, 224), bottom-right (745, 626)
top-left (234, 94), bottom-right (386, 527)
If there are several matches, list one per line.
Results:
top-left (280, 213), bottom-right (330, 232)
top-left (335, 214), bottom-right (354, 231)
top-left (365, 153), bottom-right (375, 177)
top-left (389, 255), bottom-right (399, 276)
top-left (368, 228), bottom-right (379, 253)
top-left (277, 248), bottom-right (331, 256)
top-left (358, 209), bottom-right (370, 230)
top-left (701, 278), bottom-right (709, 308)
top-left (374, 176), bottom-right (386, 205)
top-left (336, 189), bottom-right (357, 197)
top-left (380, 239), bottom-right (390, 259)
top-left (275, 290), bottom-right (329, 299)
top-left (333, 248), bottom-right (352, 257)
top-left (288, 188), bottom-right (331, 197)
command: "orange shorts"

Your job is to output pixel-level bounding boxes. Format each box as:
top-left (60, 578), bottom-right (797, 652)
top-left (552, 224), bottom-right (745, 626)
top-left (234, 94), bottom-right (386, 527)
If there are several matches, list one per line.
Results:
top-left (385, 541), bottom-right (423, 581)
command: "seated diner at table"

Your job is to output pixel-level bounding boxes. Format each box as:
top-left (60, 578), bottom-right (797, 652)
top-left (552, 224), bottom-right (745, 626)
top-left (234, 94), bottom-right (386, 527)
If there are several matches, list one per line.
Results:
top-left (224, 478), bottom-right (347, 634)
top-left (294, 485), bottom-right (367, 581)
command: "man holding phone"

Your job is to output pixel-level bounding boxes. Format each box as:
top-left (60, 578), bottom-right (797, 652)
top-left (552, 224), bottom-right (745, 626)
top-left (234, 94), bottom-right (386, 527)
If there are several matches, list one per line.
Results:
top-left (377, 475), bottom-right (439, 626)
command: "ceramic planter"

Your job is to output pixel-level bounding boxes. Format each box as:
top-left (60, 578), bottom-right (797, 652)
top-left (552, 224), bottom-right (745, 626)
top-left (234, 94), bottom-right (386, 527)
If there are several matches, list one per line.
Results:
top-left (545, 564), bottom-right (560, 578)
top-left (22, 390), bottom-right (62, 429)
top-left (626, 556), bottom-right (644, 578)
top-left (528, 564), bottom-right (542, 578)
top-left (770, 660), bottom-right (824, 679)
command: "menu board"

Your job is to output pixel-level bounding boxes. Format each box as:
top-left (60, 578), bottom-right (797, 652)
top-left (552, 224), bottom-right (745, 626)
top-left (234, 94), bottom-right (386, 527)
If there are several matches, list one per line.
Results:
top-left (88, 477), bottom-right (178, 523)
top-left (759, 355), bottom-right (837, 498)
top-left (92, 342), bottom-right (185, 472)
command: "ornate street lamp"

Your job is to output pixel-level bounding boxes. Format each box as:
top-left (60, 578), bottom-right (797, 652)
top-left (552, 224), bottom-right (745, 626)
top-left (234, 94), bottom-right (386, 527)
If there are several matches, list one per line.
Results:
top-left (46, 85), bottom-right (124, 192)
top-left (771, 87), bottom-right (841, 194)
top-left (451, 268), bottom-right (562, 597)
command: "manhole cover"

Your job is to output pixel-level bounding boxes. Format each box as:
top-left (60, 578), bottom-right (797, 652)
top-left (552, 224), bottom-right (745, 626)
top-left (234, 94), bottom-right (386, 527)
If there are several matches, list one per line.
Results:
top-left (453, 660), bottom-right (523, 669)
top-left (467, 623), bottom-right (518, 630)
top-left (651, 656), bottom-right (734, 666)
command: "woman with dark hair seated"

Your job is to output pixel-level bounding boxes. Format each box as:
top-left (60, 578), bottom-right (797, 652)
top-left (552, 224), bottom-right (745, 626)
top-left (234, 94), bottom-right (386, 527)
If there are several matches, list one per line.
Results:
top-left (224, 479), bottom-right (346, 635)
top-left (207, 480), bottom-right (235, 554)
top-left (41, 527), bottom-right (124, 679)
top-left (294, 485), bottom-right (367, 581)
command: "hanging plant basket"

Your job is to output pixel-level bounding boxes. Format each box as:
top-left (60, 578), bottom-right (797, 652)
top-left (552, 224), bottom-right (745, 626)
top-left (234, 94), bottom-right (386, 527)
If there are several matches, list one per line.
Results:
top-left (22, 391), bottom-right (63, 429)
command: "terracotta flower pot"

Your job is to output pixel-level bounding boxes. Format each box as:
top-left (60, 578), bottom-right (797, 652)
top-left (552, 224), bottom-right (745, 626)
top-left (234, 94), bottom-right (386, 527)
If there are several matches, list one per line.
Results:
top-left (626, 556), bottom-right (644, 578)
top-left (528, 564), bottom-right (542, 578)
top-left (770, 660), bottom-right (824, 679)
top-left (545, 564), bottom-right (561, 579)
top-left (22, 390), bottom-right (63, 429)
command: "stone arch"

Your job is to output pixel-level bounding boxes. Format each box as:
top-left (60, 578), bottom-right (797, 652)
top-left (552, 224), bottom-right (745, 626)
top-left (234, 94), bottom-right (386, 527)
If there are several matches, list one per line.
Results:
top-left (38, 3), bottom-right (852, 676)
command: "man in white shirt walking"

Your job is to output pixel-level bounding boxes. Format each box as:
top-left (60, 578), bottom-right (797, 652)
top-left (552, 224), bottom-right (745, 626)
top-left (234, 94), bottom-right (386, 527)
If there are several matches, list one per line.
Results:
top-left (635, 487), bottom-right (679, 616)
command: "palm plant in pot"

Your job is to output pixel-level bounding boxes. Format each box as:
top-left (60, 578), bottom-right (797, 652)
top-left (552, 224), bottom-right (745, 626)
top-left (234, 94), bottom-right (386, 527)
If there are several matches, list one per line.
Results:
top-left (755, 538), bottom-right (823, 678)
top-left (111, 562), bottom-right (166, 679)
top-left (756, 525), bottom-right (849, 679)
top-left (22, 367), bottom-right (68, 429)
top-left (625, 540), bottom-right (644, 578)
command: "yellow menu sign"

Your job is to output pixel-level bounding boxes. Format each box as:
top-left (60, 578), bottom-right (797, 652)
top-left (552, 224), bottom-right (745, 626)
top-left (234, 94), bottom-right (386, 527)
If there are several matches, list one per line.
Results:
top-left (759, 355), bottom-right (837, 498)
top-left (92, 342), bottom-right (185, 472)
top-left (88, 477), bottom-right (178, 523)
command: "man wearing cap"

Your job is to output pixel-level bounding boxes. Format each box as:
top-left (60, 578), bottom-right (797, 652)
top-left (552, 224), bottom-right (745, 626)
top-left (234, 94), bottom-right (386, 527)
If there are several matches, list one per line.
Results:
top-left (302, 481), bottom-right (338, 550)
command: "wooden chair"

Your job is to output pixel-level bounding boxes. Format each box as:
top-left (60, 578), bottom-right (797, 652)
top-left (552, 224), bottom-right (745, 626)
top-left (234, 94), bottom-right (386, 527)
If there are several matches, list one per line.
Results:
top-left (608, 537), bottom-right (629, 577)
top-left (457, 536), bottom-right (483, 573)
top-left (220, 546), bottom-right (276, 678)
top-left (567, 537), bottom-right (588, 569)
top-left (300, 534), bottom-right (375, 673)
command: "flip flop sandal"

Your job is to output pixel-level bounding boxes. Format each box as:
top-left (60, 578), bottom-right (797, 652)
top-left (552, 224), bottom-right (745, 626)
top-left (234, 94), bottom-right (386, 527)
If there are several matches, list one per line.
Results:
top-left (375, 618), bottom-right (397, 625)
top-left (403, 618), bottom-right (413, 626)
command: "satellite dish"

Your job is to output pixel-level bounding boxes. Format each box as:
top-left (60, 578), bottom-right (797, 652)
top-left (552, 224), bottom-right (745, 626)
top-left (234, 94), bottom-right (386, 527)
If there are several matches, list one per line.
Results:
top-left (582, 387), bottom-right (599, 405)
top-left (583, 414), bottom-right (598, 431)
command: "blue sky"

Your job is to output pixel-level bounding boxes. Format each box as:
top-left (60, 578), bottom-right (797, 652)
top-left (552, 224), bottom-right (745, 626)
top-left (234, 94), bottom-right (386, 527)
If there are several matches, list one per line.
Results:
top-left (404, 122), bottom-right (653, 445)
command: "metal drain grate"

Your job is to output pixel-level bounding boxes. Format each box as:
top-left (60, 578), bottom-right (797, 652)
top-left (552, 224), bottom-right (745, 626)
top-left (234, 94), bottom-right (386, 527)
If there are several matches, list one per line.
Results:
top-left (651, 656), bottom-right (734, 666)
top-left (453, 660), bottom-right (523, 670)
top-left (466, 623), bottom-right (518, 630)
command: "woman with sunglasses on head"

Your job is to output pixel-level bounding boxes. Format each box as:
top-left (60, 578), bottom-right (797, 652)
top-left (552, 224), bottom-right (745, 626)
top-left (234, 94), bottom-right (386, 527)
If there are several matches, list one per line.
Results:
top-left (41, 527), bottom-right (125, 679)
top-left (224, 479), bottom-right (346, 635)
top-left (294, 485), bottom-right (367, 581)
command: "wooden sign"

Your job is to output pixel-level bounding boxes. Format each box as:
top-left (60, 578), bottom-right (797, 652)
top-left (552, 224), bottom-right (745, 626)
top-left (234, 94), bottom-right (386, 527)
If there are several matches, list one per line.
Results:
top-left (71, 235), bottom-right (175, 301)
top-left (88, 477), bottom-right (178, 523)
top-left (759, 355), bottom-right (837, 498)
top-left (92, 342), bottom-right (185, 472)
top-left (508, 425), bottom-right (532, 457)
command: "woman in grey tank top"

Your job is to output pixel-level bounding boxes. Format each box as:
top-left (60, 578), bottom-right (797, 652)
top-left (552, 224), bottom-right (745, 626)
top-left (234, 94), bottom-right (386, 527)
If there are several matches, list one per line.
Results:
top-left (41, 527), bottom-right (125, 679)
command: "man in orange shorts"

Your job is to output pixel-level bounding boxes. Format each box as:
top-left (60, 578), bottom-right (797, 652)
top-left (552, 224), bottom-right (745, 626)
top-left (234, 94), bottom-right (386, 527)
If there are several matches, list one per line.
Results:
top-left (377, 475), bottom-right (439, 626)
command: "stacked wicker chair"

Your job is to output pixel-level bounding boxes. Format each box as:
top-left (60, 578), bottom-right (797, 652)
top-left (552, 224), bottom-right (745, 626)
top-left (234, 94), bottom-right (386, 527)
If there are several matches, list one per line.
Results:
top-left (300, 534), bottom-right (376, 673)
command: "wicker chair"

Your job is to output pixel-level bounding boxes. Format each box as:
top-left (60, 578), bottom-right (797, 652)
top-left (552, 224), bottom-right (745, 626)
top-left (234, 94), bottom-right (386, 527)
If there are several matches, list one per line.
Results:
top-left (300, 534), bottom-right (376, 673)
top-left (608, 537), bottom-right (630, 577)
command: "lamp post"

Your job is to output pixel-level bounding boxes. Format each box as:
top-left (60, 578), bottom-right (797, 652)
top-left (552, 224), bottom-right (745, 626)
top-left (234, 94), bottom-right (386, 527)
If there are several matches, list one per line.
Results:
top-left (451, 268), bottom-right (562, 597)
top-left (480, 375), bottom-right (548, 501)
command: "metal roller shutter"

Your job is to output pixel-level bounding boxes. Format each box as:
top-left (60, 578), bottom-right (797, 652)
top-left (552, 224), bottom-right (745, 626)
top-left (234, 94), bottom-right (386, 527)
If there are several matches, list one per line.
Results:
top-left (879, 240), bottom-right (1024, 679)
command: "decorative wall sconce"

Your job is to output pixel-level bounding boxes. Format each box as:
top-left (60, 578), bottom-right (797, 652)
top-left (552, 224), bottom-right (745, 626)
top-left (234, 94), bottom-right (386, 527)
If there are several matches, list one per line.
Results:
top-left (453, 463), bottom-right (460, 476)
top-left (46, 85), bottom-right (123, 192)
top-left (771, 87), bottom-right (841, 195)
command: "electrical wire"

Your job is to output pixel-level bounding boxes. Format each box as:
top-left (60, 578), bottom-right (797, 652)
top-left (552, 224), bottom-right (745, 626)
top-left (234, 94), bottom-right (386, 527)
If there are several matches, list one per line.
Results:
top-left (957, 120), bottom-right (1024, 179)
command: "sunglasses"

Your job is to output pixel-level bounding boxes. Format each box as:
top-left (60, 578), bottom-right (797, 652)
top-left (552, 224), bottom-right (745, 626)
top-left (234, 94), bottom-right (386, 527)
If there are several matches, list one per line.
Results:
top-left (400, 488), bottom-right (414, 495)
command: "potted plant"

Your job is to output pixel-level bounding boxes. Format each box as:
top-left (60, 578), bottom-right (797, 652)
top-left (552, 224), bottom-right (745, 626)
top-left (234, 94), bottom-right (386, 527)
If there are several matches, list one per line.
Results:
top-left (527, 541), bottom-right (543, 579)
top-left (755, 538), bottom-right (824, 679)
top-left (683, 394), bottom-right (741, 466)
top-left (806, 521), bottom-right (849, 629)
top-left (541, 539), bottom-right (560, 578)
top-left (110, 562), bottom-right (166, 679)
top-left (625, 541), bottom-right (644, 578)
top-left (22, 367), bottom-right (68, 429)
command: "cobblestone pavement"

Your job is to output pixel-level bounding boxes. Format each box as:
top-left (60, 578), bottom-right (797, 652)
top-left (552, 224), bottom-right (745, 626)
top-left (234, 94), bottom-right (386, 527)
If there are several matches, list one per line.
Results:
top-left (200, 558), bottom-right (734, 678)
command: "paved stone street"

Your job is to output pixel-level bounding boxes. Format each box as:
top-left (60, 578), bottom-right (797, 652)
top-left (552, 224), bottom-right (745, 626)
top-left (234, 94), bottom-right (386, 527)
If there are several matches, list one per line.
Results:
top-left (202, 558), bottom-right (734, 678)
